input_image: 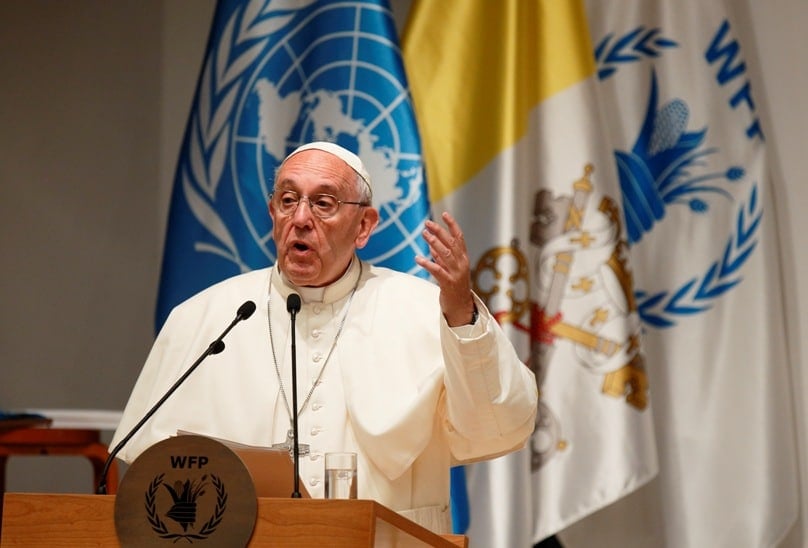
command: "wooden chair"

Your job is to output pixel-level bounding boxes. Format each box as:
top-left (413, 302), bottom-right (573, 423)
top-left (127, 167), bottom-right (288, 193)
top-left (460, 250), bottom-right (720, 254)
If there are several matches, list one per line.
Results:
top-left (0, 426), bottom-right (118, 519)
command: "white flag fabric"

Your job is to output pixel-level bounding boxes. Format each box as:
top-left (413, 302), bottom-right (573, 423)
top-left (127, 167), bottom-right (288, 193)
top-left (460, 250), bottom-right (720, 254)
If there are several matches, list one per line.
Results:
top-left (403, 1), bottom-right (658, 544)
top-left (586, 0), bottom-right (799, 545)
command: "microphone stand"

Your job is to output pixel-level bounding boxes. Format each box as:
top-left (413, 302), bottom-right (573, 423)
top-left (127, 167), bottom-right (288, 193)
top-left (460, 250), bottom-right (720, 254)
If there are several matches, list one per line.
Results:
top-left (96, 301), bottom-right (256, 494)
top-left (289, 297), bottom-right (302, 498)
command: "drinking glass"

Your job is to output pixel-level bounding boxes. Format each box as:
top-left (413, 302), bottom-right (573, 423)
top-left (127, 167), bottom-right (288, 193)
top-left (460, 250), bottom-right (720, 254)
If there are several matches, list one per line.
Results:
top-left (324, 452), bottom-right (357, 499)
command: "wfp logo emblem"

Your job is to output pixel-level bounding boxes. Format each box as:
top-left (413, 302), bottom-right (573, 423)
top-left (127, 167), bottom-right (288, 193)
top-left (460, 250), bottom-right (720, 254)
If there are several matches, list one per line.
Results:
top-left (145, 473), bottom-right (227, 542)
top-left (179, 0), bottom-right (428, 275)
top-left (594, 20), bottom-right (764, 328)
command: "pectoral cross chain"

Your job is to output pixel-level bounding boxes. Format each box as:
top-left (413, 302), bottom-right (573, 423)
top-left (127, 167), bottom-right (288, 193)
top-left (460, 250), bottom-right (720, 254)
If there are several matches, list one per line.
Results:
top-left (271, 428), bottom-right (310, 456)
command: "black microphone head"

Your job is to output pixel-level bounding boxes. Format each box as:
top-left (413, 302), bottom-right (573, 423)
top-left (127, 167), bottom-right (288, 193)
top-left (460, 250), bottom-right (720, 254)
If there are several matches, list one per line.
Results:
top-left (237, 300), bottom-right (257, 320)
top-left (287, 293), bottom-right (302, 313)
top-left (210, 340), bottom-right (226, 354)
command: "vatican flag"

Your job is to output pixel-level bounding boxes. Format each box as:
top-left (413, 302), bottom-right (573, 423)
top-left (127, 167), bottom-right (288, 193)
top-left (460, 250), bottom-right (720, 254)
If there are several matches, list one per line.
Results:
top-left (404, 0), bottom-right (658, 544)
top-left (585, 0), bottom-right (799, 545)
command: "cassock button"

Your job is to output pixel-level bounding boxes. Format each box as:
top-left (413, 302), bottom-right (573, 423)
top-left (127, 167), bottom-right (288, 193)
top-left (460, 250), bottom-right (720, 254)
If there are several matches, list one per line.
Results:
top-left (312, 352), bottom-right (323, 362)
top-left (309, 478), bottom-right (320, 487)
top-left (310, 427), bottom-right (321, 436)
top-left (313, 304), bottom-right (322, 314)
top-left (312, 329), bottom-right (322, 339)
top-left (311, 402), bottom-right (322, 411)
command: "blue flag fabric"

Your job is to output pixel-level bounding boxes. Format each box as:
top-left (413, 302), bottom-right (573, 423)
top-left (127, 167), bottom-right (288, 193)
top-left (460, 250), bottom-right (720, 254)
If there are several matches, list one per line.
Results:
top-left (449, 464), bottom-right (470, 533)
top-left (156, 0), bottom-right (430, 330)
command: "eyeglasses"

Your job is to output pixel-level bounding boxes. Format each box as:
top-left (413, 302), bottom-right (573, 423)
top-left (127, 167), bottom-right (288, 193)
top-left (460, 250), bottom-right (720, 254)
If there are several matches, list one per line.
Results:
top-left (270, 190), bottom-right (369, 219)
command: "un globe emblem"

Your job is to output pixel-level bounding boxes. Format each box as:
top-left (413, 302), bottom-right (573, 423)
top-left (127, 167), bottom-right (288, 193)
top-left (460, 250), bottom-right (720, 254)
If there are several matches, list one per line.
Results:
top-left (228, 1), bottom-right (429, 275)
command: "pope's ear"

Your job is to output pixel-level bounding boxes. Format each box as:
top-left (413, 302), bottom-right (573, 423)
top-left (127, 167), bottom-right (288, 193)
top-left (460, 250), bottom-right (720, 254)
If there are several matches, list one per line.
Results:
top-left (355, 207), bottom-right (380, 249)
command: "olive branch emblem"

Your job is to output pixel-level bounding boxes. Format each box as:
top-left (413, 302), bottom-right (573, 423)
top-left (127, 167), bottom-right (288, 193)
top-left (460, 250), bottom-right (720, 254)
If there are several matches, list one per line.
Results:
top-left (145, 473), bottom-right (228, 542)
top-left (635, 184), bottom-right (761, 328)
top-left (594, 26), bottom-right (678, 80)
top-left (195, 476), bottom-right (228, 537)
top-left (181, 0), bottom-right (316, 271)
top-left (145, 474), bottom-right (170, 536)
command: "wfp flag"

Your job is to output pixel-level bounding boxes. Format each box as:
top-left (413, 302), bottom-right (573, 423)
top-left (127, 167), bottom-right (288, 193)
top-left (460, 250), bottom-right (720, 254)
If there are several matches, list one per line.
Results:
top-left (587, 0), bottom-right (799, 545)
top-left (404, 0), bottom-right (658, 545)
top-left (156, 0), bottom-right (430, 329)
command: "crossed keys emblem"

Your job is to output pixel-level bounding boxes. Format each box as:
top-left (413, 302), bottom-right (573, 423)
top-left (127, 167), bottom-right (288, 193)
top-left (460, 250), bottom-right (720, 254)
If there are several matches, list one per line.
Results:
top-left (471, 164), bottom-right (648, 471)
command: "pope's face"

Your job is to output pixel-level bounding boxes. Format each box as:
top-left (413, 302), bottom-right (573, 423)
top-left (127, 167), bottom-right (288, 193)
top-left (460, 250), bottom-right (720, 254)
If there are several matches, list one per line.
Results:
top-left (269, 150), bottom-right (379, 287)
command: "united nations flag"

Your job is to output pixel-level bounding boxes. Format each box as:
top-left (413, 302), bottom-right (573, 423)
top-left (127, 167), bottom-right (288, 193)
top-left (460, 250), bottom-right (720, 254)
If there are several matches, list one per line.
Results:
top-left (156, 0), bottom-right (430, 329)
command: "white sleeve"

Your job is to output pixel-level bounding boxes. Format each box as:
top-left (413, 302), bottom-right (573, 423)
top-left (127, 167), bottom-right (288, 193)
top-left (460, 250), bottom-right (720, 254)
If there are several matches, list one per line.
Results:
top-left (440, 294), bottom-right (538, 462)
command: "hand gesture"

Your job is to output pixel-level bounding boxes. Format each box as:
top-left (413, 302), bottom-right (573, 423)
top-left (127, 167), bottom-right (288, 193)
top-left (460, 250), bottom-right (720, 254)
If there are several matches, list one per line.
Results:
top-left (415, 212), bottom-right (476, 327)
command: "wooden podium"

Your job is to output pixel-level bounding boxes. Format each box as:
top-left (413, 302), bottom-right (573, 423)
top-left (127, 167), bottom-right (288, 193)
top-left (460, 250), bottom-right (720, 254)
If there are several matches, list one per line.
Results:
top-left (1, 493), bottom-right (468, 547)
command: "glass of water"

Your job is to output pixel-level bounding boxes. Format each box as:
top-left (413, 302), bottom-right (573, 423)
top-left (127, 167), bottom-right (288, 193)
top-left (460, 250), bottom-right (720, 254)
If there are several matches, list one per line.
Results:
top-left (324, 452), bottom-right (357, 499)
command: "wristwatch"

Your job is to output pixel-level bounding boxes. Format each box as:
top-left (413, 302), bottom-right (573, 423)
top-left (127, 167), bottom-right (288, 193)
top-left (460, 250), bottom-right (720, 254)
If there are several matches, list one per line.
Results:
top-left (469, 305), bottom-right (479, 325)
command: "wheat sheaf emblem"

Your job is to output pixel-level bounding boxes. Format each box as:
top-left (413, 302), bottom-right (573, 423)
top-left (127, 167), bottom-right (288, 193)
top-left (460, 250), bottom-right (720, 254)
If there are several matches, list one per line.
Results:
top-left (145, 473), bottom-right (228, 542)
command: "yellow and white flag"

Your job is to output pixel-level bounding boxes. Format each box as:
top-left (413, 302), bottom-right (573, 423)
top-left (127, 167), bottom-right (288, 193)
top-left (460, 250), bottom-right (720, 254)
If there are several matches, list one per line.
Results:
top-left (404, 1), bottom-right (658, 544)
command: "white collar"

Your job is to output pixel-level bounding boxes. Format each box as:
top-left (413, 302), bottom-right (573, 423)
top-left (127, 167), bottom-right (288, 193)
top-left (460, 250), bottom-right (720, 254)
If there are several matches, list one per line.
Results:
top-left (271, 256), bottom-right (361, 305)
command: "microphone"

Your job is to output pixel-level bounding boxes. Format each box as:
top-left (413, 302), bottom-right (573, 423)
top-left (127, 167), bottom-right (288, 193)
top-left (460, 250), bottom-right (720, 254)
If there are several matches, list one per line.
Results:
top-left (237, 300), bottom-right (257, 321)
top-left (286, 293), bottom-right (302, 498)
top-left (96, 300), bottom-right (257, 494)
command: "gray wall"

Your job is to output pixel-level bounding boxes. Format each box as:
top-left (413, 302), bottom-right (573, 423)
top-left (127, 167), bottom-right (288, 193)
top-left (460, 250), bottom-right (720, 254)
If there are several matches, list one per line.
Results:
top-left (0, 1), bottom-right (167, 493)
top-left (1, 0), bottom-right (807, 544)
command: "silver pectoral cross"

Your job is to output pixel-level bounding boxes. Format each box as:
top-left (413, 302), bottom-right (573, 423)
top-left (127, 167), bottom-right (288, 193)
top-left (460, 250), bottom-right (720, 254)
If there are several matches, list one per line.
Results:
top-left (271, 428), bottom-right (310, 456)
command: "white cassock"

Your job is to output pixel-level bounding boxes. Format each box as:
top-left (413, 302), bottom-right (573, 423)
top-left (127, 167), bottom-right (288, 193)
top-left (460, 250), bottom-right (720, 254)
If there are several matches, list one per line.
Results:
top-left (111, 257), bottom-right (538, 533)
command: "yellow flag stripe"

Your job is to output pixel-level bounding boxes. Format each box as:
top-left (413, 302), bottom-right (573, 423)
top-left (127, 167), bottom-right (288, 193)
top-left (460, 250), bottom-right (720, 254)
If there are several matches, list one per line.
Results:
top-left (403, 0), bottom-right (596, 202)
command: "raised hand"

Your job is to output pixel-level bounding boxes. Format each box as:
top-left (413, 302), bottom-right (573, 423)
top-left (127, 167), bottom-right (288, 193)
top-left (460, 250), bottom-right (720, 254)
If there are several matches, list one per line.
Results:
top-left (415, 211), bottom-right (477, 327)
